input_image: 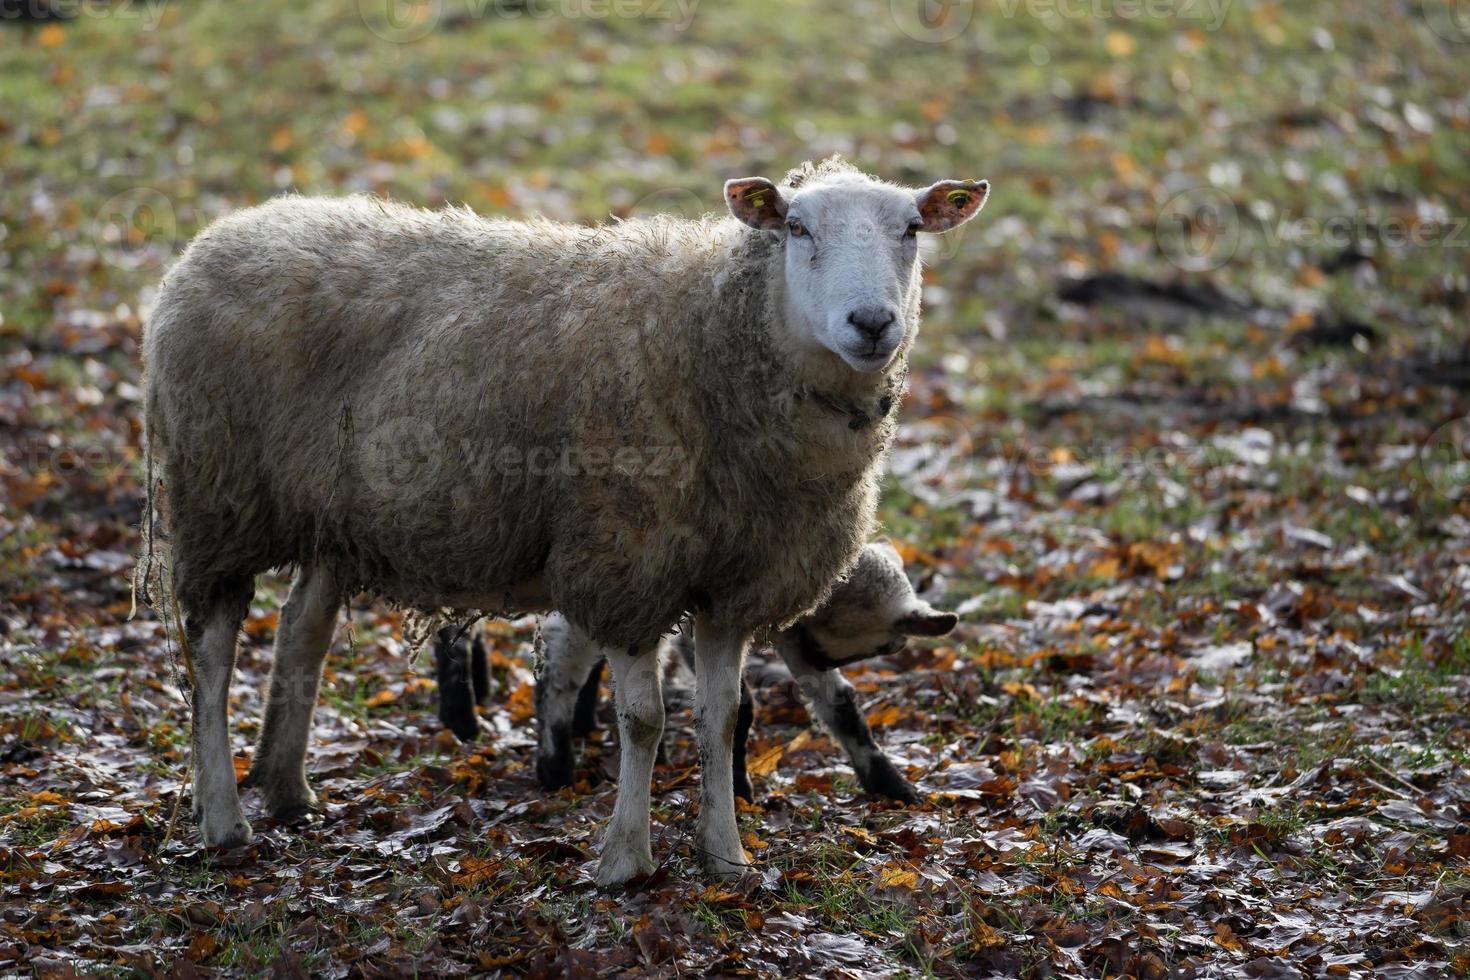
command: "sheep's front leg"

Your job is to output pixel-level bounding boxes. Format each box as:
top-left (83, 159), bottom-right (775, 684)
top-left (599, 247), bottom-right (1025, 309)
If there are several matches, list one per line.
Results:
top-left (776, 649), bottom-right (919, 804)
top-left (596, 644), bottom-right (663, 887)
top-left (692, 615), bottom-right (751, 878)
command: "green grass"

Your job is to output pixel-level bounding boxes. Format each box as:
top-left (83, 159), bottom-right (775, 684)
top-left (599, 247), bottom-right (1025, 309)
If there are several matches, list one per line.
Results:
top-left (0, 800), bottom-right (74, 846)
top-left (1362, 634), bottom-right (1468, 709)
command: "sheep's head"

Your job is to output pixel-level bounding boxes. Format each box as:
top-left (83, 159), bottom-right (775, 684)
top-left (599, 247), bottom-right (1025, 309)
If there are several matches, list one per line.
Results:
top-left (784, 540), bottom-right (958, 669)
top-left (725, 161), bottom-right (988, 374)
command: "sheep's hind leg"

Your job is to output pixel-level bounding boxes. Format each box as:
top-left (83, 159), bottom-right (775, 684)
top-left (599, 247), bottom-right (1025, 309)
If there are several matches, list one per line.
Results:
top-left (470, 635), bottom-right (490, 705)
top-left (187, 578), bottom-right (255, 848)
top-left (779, 652), bottom-right (919, 804)
top-left (572, 659), bottom-right (605, 737)
top-left (595, 644), bottom-right (663, 887)
top-left (435, 628), bottom-right (482, 742)
top-left (244, 565), bottom-right (340, 820)
top-left (692, 616), bottom-right (752, 878)
top-left (732, 678), bottom-right (755, 802)
top-left (535, 615), bottom-right (605, 790)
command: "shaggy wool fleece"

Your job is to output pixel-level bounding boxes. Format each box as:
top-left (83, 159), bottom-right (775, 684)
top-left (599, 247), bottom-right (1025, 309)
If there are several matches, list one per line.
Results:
top-left (144, 161), bottom-right (905, 649)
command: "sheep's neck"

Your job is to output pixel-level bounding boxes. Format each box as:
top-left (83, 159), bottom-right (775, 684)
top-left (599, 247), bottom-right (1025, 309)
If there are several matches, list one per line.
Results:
top-left (800, 385), bottom-right (897, 432)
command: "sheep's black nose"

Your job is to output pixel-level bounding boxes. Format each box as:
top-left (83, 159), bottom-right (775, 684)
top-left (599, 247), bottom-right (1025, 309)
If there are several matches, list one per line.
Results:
top-left (847, 308), bottom-right (896, 340)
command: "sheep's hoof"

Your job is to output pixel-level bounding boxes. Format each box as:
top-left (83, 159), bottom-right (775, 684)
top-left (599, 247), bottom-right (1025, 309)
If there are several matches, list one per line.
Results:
top-left (859, 760), bottom-right (921, 804)
top-left (441, 713), bottom-right (482, 743)
top-left (595, 846), bottom-right (656, 889)
top-left (696, 834), bottom-right (751, 880)
top-left (437, 697), bottom-right (482, 742)
top-left (700, 851), bottom-right (751, 881)
top-left (246, 769), bottom-right (320, 821)
top-left (535, 728), bottom-right (575, 791)
top-left (266, 795), bottom-right (318, 823)
top-left (198, 810), bottom-right (254, 849)
top-left (263, 785), bottom-right (319, 822)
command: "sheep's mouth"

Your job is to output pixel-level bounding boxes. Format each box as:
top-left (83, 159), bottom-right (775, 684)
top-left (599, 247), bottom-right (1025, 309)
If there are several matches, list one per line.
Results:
top-left (838, 346), bottom-right (897, 373)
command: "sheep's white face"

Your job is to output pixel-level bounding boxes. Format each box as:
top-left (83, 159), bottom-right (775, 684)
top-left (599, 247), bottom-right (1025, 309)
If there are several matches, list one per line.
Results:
top-left (726, 171), bottom-right (989, 373)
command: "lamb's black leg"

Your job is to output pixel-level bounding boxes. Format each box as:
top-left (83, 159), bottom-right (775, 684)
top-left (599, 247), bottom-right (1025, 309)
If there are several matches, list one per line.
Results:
top-left (732, 676), bottom-right (754, 802)
top-left (773, 639), bottom-right (919, 804)
top-left (572, 658), bottom-right (604, 737)
top-left (434, 628), bottom-right (481, 742)
top-left (825, 689), bottom-right (918, 803)
top-left (470, 636), bottom-right (490, 705)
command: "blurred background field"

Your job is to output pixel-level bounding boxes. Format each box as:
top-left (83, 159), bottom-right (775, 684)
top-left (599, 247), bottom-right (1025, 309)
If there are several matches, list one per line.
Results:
top-left (2, 1), bottom-right (1469, 976)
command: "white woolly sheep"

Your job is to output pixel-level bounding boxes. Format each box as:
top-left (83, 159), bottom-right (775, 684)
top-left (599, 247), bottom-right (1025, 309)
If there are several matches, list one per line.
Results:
top-left (529, 539), bottom-right (957, 804)
top-left (141, 156), bottom-right (988, 885)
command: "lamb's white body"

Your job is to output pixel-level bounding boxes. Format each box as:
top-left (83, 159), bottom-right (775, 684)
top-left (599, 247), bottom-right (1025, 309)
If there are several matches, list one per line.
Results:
top-left (142, 158), bottom-right (987, 883)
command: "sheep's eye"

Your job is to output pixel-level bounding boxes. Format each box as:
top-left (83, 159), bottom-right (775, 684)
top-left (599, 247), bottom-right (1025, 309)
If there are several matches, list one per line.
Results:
top-left (787, 220), bottom-right (807, 238)
top-left (904, 221), bottom-right (921, 239)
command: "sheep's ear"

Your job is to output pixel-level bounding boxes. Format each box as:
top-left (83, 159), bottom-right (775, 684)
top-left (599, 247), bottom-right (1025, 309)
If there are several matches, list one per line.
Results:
top-left (894, 603), bottom-right (958, 637)
top-left (725, 177), bottom-right (788, 230)
top-left (914, 179), bottom-right (989, 233)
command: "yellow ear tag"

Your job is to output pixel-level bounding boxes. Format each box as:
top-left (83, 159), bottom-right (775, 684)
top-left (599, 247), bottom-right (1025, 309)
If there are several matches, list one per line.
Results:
top-left (746, 190), bottom-right (767, 209)
top-left (946, 190), bottom-right (972, 208)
